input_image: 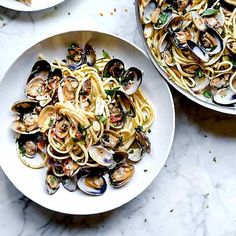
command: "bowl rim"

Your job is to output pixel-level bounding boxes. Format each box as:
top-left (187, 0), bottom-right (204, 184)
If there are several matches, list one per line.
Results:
top-left (135, 0), bottom-right (236, 115)
top-left (0, 29), bottom-right (176, 215)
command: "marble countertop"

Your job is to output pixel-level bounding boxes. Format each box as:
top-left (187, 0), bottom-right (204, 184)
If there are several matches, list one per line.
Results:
top-left (1, 0), bottom-right (236, 235)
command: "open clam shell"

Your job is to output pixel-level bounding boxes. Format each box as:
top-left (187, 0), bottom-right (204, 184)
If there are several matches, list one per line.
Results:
top-left (88, 145), bottom-right (114, 167)
top-left (109, 163), bottom-right (135, 188)
top-left (103, 59), bottom-right (125, 78)
top-left (38, 105), bottom-right (56, 133)
top-left (77, 175), bottom-right (107, 196)
top-left (45, 169), bottom-right (61, 195)
top-left (101, 130), bottom-right (123, 150)
top-left (213, 87), bottom-right (236, 106)
top-left (121, 67), bottom-right (142, 95)
top-left (85, 43), bottom-right (96, 66)
top-left (27, 60), bottom-right (51, 84)
top-left (187, 40), bottom-right (210, 62)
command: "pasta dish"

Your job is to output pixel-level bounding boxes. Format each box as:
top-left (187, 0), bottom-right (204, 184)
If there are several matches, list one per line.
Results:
top-left (139, 0), bottom-right (236, 106)
top-left (11, 43), bottom-right (154, 195)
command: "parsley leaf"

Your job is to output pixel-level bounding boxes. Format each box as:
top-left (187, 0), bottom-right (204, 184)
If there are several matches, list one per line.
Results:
top-left (203, 90), bottom-right (213, 99)
top-left (48, 118), bottom-right (54, 127)
top-left (97, 115), bottom-right (107, 124)
top-left (158, 12), bottom-right (168, 25)
top-left (201, 8), bottom-right (218, 17)
top-left (102, 50), bottom-right (110, 59)
top-left (105, 87), bottom-right (120, 97)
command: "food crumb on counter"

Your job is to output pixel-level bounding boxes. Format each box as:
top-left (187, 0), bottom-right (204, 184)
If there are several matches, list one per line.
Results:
top-left (144, 218), bottom-right (147, 222)
top-left (124, 9), bottom-right (128, 12)
top-left (99, 12), bottom-right (104, 16)
top-left (170, 209), bottom-right (174, 212)
top-left (213, 157), bottom-right (217, 162)
top-left (114, 8), bottom-right (117, 12)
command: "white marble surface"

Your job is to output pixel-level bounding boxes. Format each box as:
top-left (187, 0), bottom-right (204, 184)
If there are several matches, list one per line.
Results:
top-left (0, 0), bottom-right (236, 235)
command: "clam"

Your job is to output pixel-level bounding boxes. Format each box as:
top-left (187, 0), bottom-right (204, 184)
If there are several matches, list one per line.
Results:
top-left (192, 12), bottom-right (207, 31)
top-left (84, 43), bottom-right (96, 66)
top-left (101, 130), bottom-right (123, 149)
top-left (128, 148), bottom-right (143, 162)
top-left (62, 175), bottom-right (78, 192)
top-left (16, 133), bottom-right (47, 159)
top-left (191, 77), bottom-right (210, 92)
top-left (108, 99), bottom-right (125, 129)
top-left (113, 151), bottom-right (128, 164)
top-left (227, 39), bottom-right (236, 54)
top-left (79, 79), bottom-right (92, 110)
top-left (121, 67), bottom-right (142, 95)
top-left (38, 105), bottom-right (56, 133)
top-left (172, 0), bottom-right (191, 13)
top-left (213, 87), bottom-right (236, 105)
top-left (25, 76), bottom-right (52, 107)
top-left (88, 145), bottom-right (114, 167)
top-left (116, 91), bottom-right (136, 117)
top-left (77, 175), bottom-right (107, 196)
top-left (135, 128), bottom-right (151, 155)
top-left (55, 116), bottom-right (70, 139)
top-left (210, 73), bottom-right (231, 89)
top-left (103, 59), bottom-right (125, 78)
top-left (58, 76), bottom-right (79, 102)
top-left (204, 11), bottom-right (225, 29)
top-left (144, 23), bottom-right (154, 38)
top-left (67, 43), bottom-right (85, 70)
top-left (200, 27), bottom-right (224, 55)
top-left (142, 0), bottom-right (157, 24)
top-left (187, 40), bottom-right (210, 62)
top-left (109, 163), bottom-right (135, 188)
top-left (11, 99), bottom-right (38, 114)
top-left (47, 68), bottom-right (63, 91)
top-left (45, 169), bottom-right (60, 195)
top-left (63, 159), bottom-right (80, 177)
top-left (153, 8), bottom-right (174, 30)
top-left (27, 60), bottom-right (51, 84)
top-left (173, 30), bottom-right (192, 49)
top-left (11, 100), bottom-right (40, 134)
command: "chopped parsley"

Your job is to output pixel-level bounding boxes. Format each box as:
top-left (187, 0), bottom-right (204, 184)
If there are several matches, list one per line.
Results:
top-left (129, 149), bottom-right (134, 154)
top-left (18, 144), bottom-right (26, 156)
top-left (201, 8), bottom-right (218, 17)
top-left (203, 90), bottom-right (213, 99)
top-left (48, 118), bottom-right (54, 127)
top-left (195, 69), bottom-right (204, 78)
top-left (102, 50), bottom-right (110, 59)
top-left (148, 129), bottom-right (152, 133)
top-left (97, 115), bottom-right (107, 124)
top-left (72, 137), bottom-right (79, 142)
top-left (105, 87), bottom-right (120, 97)
top-left (158, 12), bottom-right (169, 25)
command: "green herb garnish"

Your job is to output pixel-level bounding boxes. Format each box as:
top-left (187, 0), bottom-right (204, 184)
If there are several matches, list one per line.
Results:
top-left (135, 125), bottom-right (143, 132)
top-left (18, 144), bottom-right (26, 156)
top-left (102, 50), bottom-right (110, 59)
top-left (203, 90), bottom-right (213, 99)
top-left (72, 137), bottom-right (79, 142)
top-left (201, 8), bottom-right (218, 17)
top-left (148, 129), bottom-right (151, 133)
top-left (195, 69), bottom-right (204, 78)
top-left (97, 115), bottom-right (108, 124)
top-left (105, 87), bottom-right (120, 97)
top-left (129, 150), bottom-right (134, 154)
top-left (158, 12), bottom-right (168, 25)
top-left (48, 118), bottom-right (54, 127)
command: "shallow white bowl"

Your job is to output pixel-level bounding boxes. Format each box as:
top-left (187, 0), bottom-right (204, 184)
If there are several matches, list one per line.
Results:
top-left (0, 0), bottom-right (65, 12)
top-left (0, 30), bottom-right (175, 215)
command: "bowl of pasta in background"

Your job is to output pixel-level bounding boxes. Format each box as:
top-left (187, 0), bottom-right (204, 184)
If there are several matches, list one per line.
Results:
top-left (0, 30), bottom-right (175, 215)
top-left (135, 0), bottom-right (236, 115)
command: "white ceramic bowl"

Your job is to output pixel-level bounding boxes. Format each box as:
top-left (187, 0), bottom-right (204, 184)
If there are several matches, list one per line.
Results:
top-left (0, 30), bottom-right (175, 215)
top-left (0, 0), bottom-right (65, 12)
top-left (135, 0), bottom-right (236, 115)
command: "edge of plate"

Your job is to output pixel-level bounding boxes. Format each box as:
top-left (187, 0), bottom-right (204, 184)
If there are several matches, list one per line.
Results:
top-left (0, 0), bottom-right (65, 12)
top-left (135, 0), bottom-right (236, 116)
top-left (0, 29), bottom-right (175, 215)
